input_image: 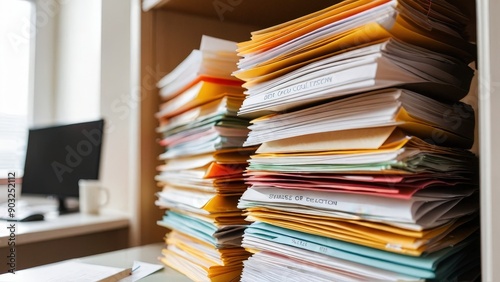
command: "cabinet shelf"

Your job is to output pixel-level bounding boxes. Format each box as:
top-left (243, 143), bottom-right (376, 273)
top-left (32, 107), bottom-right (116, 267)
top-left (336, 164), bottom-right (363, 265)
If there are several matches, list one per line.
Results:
top-left (137, 0), bottom-right (500, 279)
top-left (142, 0), bottom-right (340, 27)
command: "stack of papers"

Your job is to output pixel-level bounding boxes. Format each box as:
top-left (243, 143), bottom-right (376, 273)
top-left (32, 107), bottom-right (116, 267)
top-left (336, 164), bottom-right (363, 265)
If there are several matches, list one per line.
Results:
top-left (157, 35), bottom-right (242, 100)
top-left (237, 39), bottom-right (474, 117)
top-left (241, 222), bottom-right (479, 282)
top-left (155, 36), bottom-right (253, 282)
top-left (234, 0), bottom-right (475, 117)
top-left (234, 1), bottom-right (479, 281)
top-left (244, 89), bottom-right (475, 148)
top-left (156, 95), bottom-right (251, 159)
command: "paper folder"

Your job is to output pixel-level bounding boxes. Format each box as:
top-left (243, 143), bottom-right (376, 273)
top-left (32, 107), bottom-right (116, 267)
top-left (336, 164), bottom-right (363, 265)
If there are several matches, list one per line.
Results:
top-left (237, 0), bottom-right (385, 53)
top-left (248, 126), bottom-right (477, 176)
top-left (160, 250), bottom-right (244, 282)
top-left (238, 187), bottom-right (478, 230)
top-left (157, 35), bottom-right (241, 100)
top-left (242, 222), bottom-right (478, 278)
top-left (244, 88), bottom-right (475, 148)
top-left (156, 176), bottom-right (247, 195)
top-left (236, 0), bottom-right (474, 72)
top-left (243, 208), bottom-right (478, 255)
top-left (238, 0), bottom-right (471, 55)
top-left (157, 96), bottom-right (246, 133)
top-left (156, 81), bottom-right (244, 120)
top-left (240, 246), bottom-right (420, 282)
top-left (158, 214), bottom-right (249, 282)
top-left (245, 174), bottom-right (477, 200)
top-left (237, 39), bottom-right (474, 116)
top-left (157, 189), bottom-right (241, 213)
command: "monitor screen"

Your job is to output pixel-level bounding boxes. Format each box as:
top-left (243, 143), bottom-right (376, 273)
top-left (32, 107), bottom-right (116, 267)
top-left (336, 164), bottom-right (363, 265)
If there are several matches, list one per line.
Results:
top-left (21, 119), bottom-right (104, 212)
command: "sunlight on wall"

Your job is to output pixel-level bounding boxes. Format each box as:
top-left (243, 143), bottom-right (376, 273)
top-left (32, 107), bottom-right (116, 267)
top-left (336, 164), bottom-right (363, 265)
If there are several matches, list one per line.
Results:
top-left (0, 0), bottom-right (33, 176)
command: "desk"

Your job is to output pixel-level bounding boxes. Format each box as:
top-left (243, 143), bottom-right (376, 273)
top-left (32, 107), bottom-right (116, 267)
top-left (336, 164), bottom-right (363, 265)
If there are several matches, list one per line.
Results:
top-left (79, 243), bottom-right (192, 281)
top-left (0, 210), bottom-right (130, 273)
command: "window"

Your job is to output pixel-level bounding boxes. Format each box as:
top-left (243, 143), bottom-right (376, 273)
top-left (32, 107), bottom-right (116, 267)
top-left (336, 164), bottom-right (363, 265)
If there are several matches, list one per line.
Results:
top-left (0, 0), bottom-right (35, 177)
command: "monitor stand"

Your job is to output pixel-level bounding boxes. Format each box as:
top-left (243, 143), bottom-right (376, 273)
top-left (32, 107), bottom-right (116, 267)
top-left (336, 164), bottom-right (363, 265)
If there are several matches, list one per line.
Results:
top-left (57, 196), bottom-right (79, 215)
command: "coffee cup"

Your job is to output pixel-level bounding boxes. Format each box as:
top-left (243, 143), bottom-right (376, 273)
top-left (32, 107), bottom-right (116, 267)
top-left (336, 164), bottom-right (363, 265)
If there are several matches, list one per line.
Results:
top-left (78, 179), bottom-right (109, 215)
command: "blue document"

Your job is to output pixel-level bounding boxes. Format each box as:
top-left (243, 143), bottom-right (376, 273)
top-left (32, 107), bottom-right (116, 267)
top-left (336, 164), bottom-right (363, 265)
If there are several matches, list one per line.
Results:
top-left (158, 211), bottom-right (217, 246)
top-left (244, 222), bottom-right (477, 279)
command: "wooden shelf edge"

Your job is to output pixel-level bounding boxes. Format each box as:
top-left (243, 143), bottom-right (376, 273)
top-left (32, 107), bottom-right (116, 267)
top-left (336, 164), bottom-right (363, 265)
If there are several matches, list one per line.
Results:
top-left (142, 0), bottom-right (171, 12)
top-left (140, 0), bottom-right (341, 29)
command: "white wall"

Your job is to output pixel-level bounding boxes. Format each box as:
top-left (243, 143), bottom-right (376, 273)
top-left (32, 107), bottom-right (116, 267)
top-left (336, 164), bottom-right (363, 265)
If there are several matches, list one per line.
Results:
top-left (34, 0), bottom-right (101, 125)
top-left (33, 0), bottom-right (58, 125)
top-left (100, 0), bottom-right (140, 245)
top-left (31, 0), bottom-right (140, 245)
top-left (53, 0), bottom-right (101, 123)
top-left (33, 0), bottom-right (140, 244)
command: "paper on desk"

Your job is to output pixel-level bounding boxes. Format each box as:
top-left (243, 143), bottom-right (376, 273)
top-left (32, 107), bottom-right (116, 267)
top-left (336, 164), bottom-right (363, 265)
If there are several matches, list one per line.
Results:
top-left (0, 260), bottom-right (131, 282)
top-left (118, 261), bottom-right (163, 282)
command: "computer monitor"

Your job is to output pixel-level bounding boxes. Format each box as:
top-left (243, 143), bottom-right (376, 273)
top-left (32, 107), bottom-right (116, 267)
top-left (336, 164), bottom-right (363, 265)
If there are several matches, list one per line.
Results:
top-left (21, 119), bottom-right (104, 213)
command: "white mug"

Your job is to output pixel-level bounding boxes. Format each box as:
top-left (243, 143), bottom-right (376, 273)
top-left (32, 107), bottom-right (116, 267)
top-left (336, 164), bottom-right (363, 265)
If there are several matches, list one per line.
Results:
top-left (78, 179), bottom-right (109, 215)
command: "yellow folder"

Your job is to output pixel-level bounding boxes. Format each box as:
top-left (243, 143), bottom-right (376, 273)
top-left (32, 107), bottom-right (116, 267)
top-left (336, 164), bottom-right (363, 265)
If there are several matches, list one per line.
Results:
top-left (255, 109), bottom-right (473, 154)
top-left (235, 0), bottom-right (474, 84)
top-left (156, 81), bottom-right (243, 120)
top-left (245, 212), bottom-right (477, 256)
top-left (237, 0), bottom-right (389, 53)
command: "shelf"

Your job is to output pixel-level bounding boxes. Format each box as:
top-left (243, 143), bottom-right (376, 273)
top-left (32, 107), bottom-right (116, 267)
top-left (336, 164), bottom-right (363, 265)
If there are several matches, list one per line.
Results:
top-left (0, 209), bottom-right (130, 246)
top-left (142, 0), bottom-right (340, 28)
top-left (137, 0), bottom-right (500, 279)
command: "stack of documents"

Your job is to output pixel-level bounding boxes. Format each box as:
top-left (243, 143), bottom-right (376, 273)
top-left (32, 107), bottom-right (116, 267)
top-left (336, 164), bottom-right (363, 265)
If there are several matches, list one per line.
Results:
top-left (234, 1), bottom-right (479, 281)
top-left (155, 35), bottom-right (253, 282)
top-left (234, 0), bottom-right (475, 117)
top-left (241, 222), bottom-right (479, 282)
top-left (157, 35), bottom-right (242, 100)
